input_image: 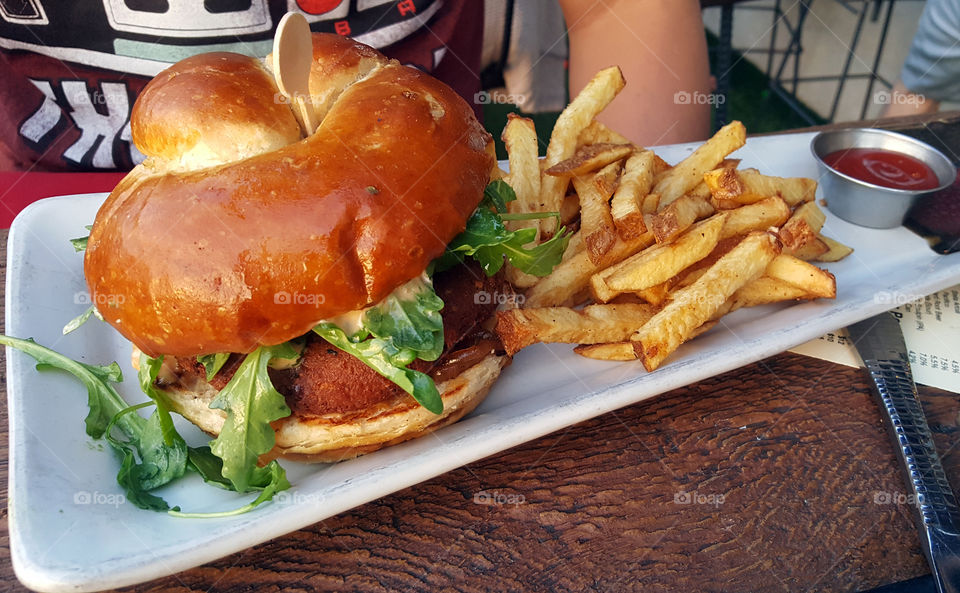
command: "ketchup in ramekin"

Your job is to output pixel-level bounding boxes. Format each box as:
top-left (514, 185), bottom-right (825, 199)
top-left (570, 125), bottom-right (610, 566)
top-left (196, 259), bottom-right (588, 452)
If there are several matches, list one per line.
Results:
top-left (822, 148), bottom-right (940, 191)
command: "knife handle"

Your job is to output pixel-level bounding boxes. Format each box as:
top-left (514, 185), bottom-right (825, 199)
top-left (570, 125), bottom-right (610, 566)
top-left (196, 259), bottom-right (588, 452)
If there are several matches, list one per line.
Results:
top-left (863, 357), bottom-right (960, 593)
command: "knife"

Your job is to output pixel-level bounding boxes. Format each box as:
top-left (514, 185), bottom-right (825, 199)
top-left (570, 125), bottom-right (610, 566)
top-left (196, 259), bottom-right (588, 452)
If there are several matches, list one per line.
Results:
top-left (849, 312), bottom-right (960, 593)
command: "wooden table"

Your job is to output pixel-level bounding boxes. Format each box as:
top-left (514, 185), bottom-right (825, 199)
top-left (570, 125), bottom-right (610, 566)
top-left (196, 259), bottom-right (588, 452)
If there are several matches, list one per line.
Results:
top-left (2, 113), bottom-right (960, 592)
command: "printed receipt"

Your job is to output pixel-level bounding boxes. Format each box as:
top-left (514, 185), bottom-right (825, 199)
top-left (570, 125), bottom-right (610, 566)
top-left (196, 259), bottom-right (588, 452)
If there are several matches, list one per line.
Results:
top-left (789, 285), bottom-right (960, 393)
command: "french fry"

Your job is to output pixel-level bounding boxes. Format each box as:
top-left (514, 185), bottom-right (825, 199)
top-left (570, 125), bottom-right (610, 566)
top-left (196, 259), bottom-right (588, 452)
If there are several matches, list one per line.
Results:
top-left (577, 120), bottom-right (632, 146)
top-left (545, 143), bottom-right (633, 177)
top-left (704, 168), bottom-right (817, 207)
top-left (591, 214), bottom-right (726, 302)
top-left (540, 66), bottom-right (626, 236)
top-left (634, 282), bottom-right (671, 306)
top-left (720, 196), bottom-right (791, 238)
top-left (814, 235), bottom-right (854, 262)
top-left (728, 276), bottom-right (815, 310)
top-left (496, 303), bottom-right (657, 355)
top-left (610, 150), bottom-right (662, 240)
top-left (574, 320), bottom-right (719, 361)
top-left (524, 232), bottom-right (655, 308)
top-left (781, 221), bottom-right (829, 260)
top-left (764, 254), bottom-right (836, 298)
top-left (573, 342), bottom-right (636, 361)
top-left (630, 231), bottom-right (781, 371)
top-left (501, 114), bottom-right (544, 288)
top-left (644, 194), bottom-right (715, 243)
top-left (651, 120), bottom-right (746, 209)
top-left (573, 161), bottom-right (621, 265)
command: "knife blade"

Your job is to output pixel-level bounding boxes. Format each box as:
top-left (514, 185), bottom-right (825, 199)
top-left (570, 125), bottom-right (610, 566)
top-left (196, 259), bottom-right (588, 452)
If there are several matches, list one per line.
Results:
top-left (848, 312), bottom-right (960, 593)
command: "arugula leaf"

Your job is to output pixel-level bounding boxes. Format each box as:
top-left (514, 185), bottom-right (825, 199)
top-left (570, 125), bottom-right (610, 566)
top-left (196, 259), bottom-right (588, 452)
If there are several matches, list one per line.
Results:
top-left (186, 446), bottom-right (233, 490)
top-left (106, 402), bottom-right (186, 511)
top-left (169, 461), bottom-right (289, 518)
top-left (0, 335), bottom-right (132, 439)
top-left (437, 181), bottom-right (571, 277)
top-left (70, 236), bottom-right (89, 252)
top-left (313, 323), bottom-right (443, 414)
top-left (362, 275), bottom-right (444, 362)
top-left (70, 225), bottom-right (93, 252)
top-left (0, 336), bottom-right (188, 510)
top-left (483, 179), bottom-right (514, 213)
top-left (209, 344), bottom-right (294, 493)
top-left (197, 352), bottom-right (231, 382)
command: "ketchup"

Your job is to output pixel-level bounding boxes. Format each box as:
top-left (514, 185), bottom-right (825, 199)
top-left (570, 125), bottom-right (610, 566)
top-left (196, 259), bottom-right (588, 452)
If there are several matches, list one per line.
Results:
top-left (822, 147), bottom-right (940, 190)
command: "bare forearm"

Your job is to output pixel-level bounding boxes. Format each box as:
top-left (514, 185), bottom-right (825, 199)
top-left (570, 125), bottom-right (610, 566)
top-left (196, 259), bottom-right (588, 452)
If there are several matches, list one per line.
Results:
top-left (560, 0), bottom-right (712, 145)
top-left (881, 80), bottom-right (941, 118)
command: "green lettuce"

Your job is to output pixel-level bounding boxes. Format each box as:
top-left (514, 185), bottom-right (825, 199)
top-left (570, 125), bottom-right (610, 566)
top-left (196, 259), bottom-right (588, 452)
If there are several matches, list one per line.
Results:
top-left (437, 180), bottom-right (571, 277)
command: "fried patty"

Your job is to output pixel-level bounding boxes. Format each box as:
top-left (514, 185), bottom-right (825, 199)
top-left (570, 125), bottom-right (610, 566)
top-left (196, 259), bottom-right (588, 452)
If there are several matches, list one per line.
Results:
top-left (169, 261), bottom-right (509, 416)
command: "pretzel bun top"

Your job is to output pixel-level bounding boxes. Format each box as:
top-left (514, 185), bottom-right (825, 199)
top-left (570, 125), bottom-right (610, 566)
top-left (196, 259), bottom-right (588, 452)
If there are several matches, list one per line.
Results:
top-left (84, 34), bottom-right (493, 358)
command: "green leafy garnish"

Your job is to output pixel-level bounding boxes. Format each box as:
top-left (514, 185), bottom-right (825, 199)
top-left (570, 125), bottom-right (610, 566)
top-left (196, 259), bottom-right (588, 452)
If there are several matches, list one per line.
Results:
top-left (197, 352), bottom-right (231, 381)
top-left (0, 335), bottom-right (292, 515)
top-left (437, 180), bottom-right (571, 277)
top-left (313, 275), bottom-right (445, 414)
top-left (70, 225), bottom-right (93, 252)
top-left (314, 323), bottom-right (443, 414)
top-left (209, 344), bottom-right (295, 493)
top-left (0, 336), bottom-right (185, 510)
top-left (362, 274), bottom-right (445, 362)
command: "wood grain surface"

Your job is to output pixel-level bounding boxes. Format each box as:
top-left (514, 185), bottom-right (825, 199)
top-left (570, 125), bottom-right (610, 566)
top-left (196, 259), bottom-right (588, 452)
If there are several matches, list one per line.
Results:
top-left (2, 114), bottom-right (960, 592)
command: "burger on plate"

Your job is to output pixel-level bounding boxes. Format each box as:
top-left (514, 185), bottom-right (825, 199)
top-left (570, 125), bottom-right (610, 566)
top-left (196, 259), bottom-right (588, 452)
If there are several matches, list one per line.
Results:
top-left (77, 33), bottom-right (567, 497)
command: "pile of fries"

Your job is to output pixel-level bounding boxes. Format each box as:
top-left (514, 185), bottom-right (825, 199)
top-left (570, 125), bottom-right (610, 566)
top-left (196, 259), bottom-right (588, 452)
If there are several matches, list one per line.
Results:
top-left (494, 66), bottom-right (853, 372)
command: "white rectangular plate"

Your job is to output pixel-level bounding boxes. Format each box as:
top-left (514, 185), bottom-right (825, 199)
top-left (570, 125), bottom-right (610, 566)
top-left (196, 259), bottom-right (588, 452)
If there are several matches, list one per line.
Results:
top-left (8, 132), bottom-right (960, 592)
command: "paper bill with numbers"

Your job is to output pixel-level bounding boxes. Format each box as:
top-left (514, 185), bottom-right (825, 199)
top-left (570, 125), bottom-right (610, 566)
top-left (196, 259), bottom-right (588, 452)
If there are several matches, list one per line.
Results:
top-left (790, 285), bottom-right (960, 392)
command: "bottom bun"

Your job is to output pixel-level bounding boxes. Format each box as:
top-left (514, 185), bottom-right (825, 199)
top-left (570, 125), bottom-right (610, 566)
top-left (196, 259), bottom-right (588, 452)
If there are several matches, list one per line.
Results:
top-left (160, 353), bottom-right (509, 463)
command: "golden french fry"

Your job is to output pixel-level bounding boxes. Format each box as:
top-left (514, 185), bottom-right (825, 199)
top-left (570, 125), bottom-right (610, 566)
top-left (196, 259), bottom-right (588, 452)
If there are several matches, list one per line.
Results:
top-left (524, 232), bottom-right (655, 308)
top-left (540, 67), bottom-right (626, 236)
top-left (545, 143), bottom-right (633, 177)
top-left (630, 231), bottom-right (781, 371)
top-left (592, 214), bottom-right (726, 303)
top-left (635, 282), bottom-right (671, 306)
top-left (574, 342), bottom-right (636, 361)
top-left (720, 196), bottom-right (791, 238)
top-left (644, 194), bottom-right (715, 243)
top-left (765, 254), bottom-right (836, 298)
top-left (610, 150), bottom-right (666, 240)
top-left (728, 276), bottom-right (815, 310)
top-left (575, 318), bottom-right (722, 361)
top-left (642, 192), bottom-right (661, 214)
top-left (501, 115), bottom-right (545, 289)
top-left (778, 216), bottom-right (820, 252)
top-left (652, 121), bottom-right (746, 209)
top-left (814, 235), bottom-right (854, 262)
top-left (577, 119), bottom-right (632, 146)
top-left (787, 201), bottom-right (826, 232)
top-left (573, 161), bottom-right (621, 265)
top-left (704, 168), bottom-right (817, 207)
top-left (496, 303), bottom-right (657, 355)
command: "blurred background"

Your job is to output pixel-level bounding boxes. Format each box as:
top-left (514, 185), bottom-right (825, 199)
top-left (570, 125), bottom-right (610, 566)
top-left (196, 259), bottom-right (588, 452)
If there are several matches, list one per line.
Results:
top-left (483, 0), bottom-right (952, 159)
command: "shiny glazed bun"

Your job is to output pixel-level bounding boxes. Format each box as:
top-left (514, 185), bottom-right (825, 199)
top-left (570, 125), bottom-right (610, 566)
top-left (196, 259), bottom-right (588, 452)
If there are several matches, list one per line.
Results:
top-left (85, 34), bottom-right (493, 358)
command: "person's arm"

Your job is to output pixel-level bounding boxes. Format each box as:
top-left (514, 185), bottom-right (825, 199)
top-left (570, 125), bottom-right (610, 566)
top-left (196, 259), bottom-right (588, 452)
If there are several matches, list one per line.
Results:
top-left (558, 0), bottom-right (712, 145)
top-left (881, 80), bottom-right (940, 118)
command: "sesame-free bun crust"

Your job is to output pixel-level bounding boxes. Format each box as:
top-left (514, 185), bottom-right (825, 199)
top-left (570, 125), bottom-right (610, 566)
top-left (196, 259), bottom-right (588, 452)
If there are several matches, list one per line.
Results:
top-left (84, 34), bottom-right (493, 358)
top-left (161, 353), bottom-right (508, 463)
